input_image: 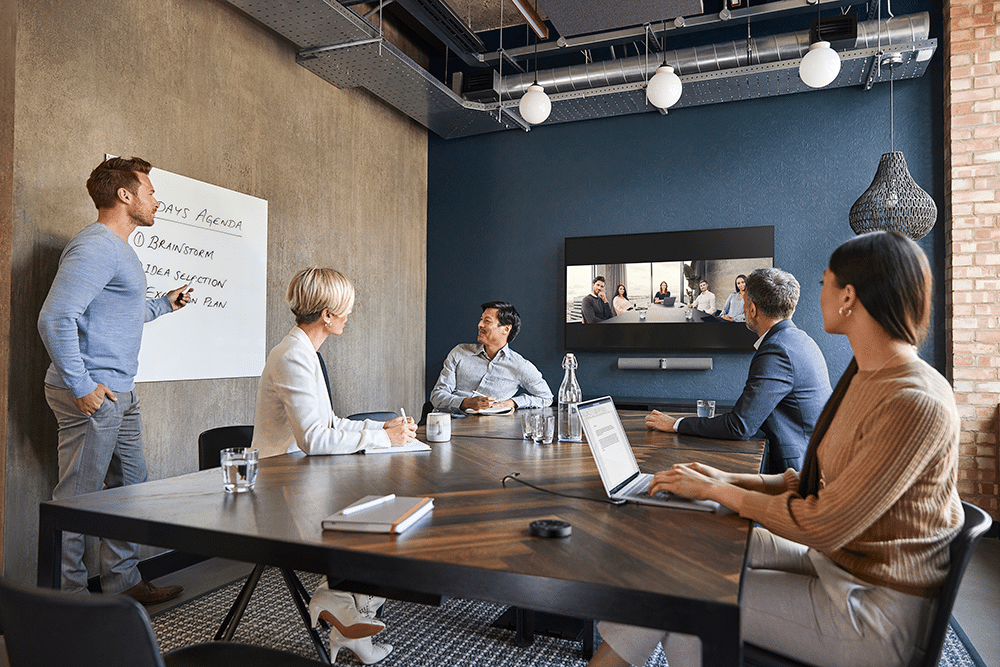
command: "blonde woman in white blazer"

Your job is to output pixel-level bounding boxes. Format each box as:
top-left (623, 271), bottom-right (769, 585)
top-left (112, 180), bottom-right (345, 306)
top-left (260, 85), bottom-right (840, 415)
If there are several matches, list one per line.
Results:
top-left (252, 267), bottom-right (416, 664)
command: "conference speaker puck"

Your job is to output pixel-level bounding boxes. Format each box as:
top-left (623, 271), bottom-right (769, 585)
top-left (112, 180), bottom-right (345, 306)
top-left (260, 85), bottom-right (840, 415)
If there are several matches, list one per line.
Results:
top-left (529, 519), bottom-right (572, 538)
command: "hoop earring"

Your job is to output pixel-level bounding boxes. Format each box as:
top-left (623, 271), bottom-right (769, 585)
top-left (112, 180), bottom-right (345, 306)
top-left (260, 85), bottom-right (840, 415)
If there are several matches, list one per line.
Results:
top-left (839, 307), bottom-right (852, 317)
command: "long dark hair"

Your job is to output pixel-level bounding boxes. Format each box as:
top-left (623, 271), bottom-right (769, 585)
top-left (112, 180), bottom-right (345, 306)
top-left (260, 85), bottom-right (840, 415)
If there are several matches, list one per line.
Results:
top-left (616, 284), bottom-right (628, 300)
top-left (798, 232), bottom-right (931, 498)
top-left (734, 274), bottom-right (747, 293)
top-left (827, 231), bottom-right (932, 346)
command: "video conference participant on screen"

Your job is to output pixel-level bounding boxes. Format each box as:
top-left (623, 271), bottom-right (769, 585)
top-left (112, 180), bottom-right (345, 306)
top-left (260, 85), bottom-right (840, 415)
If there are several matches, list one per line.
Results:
top-left (653, 281), bottom-right (670, 304)
top-left (612, 284), bottom-right (634, 315)
top-left (430, 301), bottom-right (553, 413)
top-left (720, 274), bottom-right (748, 322)
top-left (688, 280), bottom-right (716, 313)
top-left (582, 275), bottom-right (614, 323)
top-left (646, 268), bottom-right (832, 473)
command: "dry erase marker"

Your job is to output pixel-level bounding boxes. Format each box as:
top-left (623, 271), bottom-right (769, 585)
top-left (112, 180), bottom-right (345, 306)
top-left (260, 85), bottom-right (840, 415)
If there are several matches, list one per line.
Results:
top-left (342, 494), bottom-right (396, 515)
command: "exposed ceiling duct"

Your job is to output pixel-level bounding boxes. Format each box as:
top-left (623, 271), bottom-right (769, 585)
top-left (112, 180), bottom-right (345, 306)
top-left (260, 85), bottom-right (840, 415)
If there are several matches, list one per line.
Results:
top-left (222, 1), bottom-right (936, 140)
top-left (500, 13), bottom-right (931, 98)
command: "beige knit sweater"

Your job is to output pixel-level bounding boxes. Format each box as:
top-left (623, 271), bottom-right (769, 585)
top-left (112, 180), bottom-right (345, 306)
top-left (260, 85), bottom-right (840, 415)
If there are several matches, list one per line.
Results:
top-left (740, 359), bottom-right (963, 597)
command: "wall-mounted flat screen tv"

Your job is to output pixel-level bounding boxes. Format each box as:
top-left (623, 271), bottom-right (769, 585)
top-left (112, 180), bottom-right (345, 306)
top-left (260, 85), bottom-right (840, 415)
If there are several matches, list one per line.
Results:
top-left (565, 226), bottom-right (774, 351)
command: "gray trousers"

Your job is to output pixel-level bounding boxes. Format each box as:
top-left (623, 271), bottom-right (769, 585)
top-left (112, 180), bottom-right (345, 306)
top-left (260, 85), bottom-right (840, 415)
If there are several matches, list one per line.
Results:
top-left (598, 528), bottom-right (933, 667)
top-left (45, 384), bottom-right (147, 594)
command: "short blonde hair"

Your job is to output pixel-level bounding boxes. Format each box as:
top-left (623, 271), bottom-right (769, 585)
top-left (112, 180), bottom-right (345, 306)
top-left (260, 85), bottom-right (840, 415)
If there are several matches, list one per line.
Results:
top-left (286, 268), bottom-right (355, 324)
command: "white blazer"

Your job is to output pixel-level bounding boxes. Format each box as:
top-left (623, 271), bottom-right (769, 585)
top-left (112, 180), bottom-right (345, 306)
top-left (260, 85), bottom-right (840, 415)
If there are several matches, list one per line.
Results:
top-left (252, 327), bottom-right (390, 458)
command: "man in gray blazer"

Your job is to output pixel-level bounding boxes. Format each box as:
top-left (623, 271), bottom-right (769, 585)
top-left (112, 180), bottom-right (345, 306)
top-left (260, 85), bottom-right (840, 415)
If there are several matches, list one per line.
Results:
top-left (646, 267), bottom-right (832, 473)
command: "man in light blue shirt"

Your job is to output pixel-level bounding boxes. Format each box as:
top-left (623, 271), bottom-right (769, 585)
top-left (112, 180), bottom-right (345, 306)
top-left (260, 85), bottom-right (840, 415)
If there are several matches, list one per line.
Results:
top-left (38, 157), bottom-right (192, 603)
top-left (431, 301), bottom-right (552, 413)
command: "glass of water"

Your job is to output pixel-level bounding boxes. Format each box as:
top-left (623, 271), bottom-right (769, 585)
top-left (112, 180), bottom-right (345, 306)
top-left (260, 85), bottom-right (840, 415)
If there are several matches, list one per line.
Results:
top-left (521, 411), bottom-right (538, 440)
top-left (221, 447), bottom-right (258, 493)
top-left (534, 413), bottom-right (555, 444)
top-left (697, 400), bottom-right (716, 418)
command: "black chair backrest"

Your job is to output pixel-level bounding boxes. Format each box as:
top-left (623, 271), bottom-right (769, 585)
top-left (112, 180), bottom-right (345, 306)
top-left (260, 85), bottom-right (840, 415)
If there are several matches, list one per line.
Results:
top-left (198, 425), bottom-right (254, 471)
top-left (918, 501), bottom-right (991, 667)
top-left (346, 411), bottom-right (397, 422)
top-left (0, 577), bottom-right (165, 667)
top-left (418, 401), bottom-right (434, 426)
top-left (743, 500), bottom-right (992, 667)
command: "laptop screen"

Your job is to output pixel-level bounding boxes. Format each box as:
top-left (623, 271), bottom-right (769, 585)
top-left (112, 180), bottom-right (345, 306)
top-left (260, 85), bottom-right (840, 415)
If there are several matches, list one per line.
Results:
top-left (577, 397), bottom-right (641, 493)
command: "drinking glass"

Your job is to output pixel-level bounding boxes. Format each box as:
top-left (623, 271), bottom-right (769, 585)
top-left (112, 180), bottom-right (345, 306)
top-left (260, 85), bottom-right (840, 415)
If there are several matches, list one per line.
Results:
top-left (221, 447), bottom-right (258, 493)
top-left (697, 400), bottom-right (716, 418)
top-left (521, 411), bottom-right (538, 440)
top-left (534, 414), bottom-right (555, 444)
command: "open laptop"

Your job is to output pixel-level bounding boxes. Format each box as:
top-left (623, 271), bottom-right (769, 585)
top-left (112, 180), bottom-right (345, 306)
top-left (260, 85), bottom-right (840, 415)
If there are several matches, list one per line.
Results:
top-left (577, 396), bottom-right (719, 512)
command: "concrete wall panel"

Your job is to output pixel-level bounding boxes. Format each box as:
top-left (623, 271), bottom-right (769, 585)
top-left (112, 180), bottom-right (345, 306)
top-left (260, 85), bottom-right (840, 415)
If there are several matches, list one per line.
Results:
top-left (6, 0), bottom-right (427, 583)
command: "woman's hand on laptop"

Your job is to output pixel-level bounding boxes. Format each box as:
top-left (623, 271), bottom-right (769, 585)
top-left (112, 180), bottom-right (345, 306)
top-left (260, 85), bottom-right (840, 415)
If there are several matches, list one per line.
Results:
top-left (651, 463), bottom-right (750, 513)
top-left (650, 463), bottom-right (723, 500)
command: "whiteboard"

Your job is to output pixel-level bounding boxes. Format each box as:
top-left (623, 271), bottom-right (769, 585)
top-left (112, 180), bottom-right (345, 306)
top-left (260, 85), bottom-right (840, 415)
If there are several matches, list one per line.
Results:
top-left (129, 166), bottom-right (268, 382)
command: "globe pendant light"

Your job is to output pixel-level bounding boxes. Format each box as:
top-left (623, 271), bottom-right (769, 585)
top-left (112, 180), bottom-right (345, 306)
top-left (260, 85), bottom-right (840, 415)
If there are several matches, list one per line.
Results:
top-left (645, 21), bottom-right (683, 110)
top-left (518, 3), bottom-right (551, 125)
top-left (519, 83), bottom-right (551, 124)
top-left (798, 2), bottom-right (841, 89)
top-left (647, 64), bottom-right (682, 109)
top-left (848, 53), bottom-right (936, 239)
top-left (799, 40), bottom-right (841, 88)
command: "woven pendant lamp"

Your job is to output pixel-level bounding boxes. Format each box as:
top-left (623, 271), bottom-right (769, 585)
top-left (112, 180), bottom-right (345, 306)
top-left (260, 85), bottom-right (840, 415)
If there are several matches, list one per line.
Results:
top-left (848, 151), bottom-right (937, 239)
top-left (848, 51), bottom-right (937, 240)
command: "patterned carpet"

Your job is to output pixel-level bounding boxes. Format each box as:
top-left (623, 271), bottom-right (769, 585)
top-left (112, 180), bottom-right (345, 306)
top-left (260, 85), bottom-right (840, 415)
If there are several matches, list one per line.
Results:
top-left (150, 568), bottom-right (984, 667)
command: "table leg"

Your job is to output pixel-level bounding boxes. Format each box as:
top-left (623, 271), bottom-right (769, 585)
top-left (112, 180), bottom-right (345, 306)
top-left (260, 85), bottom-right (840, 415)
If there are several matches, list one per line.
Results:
top-left (36, 505), bottom-right (62, 589)
top-left (279, 568), bottom-right (332, 665)
top-left (699, 606), bottom-right (741, 667)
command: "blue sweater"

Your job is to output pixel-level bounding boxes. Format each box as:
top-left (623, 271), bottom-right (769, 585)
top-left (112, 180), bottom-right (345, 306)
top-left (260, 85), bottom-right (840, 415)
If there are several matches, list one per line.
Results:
top-left (38, 223), bottom-right (173, 397)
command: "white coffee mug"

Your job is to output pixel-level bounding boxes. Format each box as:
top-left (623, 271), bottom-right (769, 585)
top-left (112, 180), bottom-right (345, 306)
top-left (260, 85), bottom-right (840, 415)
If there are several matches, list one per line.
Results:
top-left (426, 412), bottom-right (451, 442)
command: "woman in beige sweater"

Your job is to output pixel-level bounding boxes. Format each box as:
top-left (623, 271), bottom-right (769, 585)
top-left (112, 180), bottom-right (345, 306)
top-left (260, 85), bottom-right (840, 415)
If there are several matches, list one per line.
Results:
top-left (588, 231), bottom-right (963, 667)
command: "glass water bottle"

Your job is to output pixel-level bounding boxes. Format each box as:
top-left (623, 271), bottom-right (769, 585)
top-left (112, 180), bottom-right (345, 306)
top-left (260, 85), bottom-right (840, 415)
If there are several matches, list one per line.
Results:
top-left (558, 353), bottom-right (583, 442)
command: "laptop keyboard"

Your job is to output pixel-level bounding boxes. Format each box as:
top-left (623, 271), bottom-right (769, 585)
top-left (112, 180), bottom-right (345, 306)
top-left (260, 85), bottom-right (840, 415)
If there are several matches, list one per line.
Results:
top-left (622, 480), bottom-right (672, 500)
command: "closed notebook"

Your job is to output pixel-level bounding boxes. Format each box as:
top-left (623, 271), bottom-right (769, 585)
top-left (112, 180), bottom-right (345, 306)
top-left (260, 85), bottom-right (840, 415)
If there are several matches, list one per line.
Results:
top-left (463, 405), bottom-right (515, 415)
top-left (322, 495), bottom-right (434, 534)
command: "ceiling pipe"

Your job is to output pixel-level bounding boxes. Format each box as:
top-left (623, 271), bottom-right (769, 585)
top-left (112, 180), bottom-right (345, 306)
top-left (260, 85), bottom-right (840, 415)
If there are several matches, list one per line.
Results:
top-left (500, 12), bottom-right (929, 98)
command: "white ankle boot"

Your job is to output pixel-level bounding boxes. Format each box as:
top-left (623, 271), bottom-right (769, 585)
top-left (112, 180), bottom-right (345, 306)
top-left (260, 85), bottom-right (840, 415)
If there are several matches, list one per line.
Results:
top-left (329, 631), bottom-right (393, 664)
top-left (353, 593), bottom-right (386, 618)
top-left (309, 584), bottom-right (384, 639)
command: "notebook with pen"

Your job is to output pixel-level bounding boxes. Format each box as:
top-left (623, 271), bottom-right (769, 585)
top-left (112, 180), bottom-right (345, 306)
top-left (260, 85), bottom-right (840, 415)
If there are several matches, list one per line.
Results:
top-left (577, 396), bottom-right (719, 512)
top-left (322, 495), bottom-right (434, 533)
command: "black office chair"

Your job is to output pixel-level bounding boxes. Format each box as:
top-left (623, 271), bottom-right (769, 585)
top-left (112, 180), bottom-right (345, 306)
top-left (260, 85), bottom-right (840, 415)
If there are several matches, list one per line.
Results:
top-left (198, 425), bottom-right (254, 470)
top-left (0, 577), bottom-right (325, 667)
top-left (198, 426), bottom-right (331, 664)
top-left (743, 501), bottom-right (992, 667)
top-left (346, 411), bottom-right (398, 422)
top-left (417, 401), bottom-right (434, 426)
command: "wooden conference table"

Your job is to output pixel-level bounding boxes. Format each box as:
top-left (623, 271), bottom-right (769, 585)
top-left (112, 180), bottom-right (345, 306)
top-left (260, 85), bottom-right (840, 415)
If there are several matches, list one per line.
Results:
top-left (38, 409), bottom-right (764, 667)
top-left (600, 303), bottom-right (718, 324)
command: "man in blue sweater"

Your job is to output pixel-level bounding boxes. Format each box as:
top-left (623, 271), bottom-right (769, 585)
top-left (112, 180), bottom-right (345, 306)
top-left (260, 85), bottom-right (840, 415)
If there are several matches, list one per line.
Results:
top-left (38, 157), bottom-right (193, 603)
top-left (645, 267), bottom-right (832, 473)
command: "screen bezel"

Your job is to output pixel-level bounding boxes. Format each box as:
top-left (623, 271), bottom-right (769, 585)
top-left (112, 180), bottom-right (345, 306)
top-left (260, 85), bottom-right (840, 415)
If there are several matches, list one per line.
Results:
top-left (564, 226), bottom-right (774, 351)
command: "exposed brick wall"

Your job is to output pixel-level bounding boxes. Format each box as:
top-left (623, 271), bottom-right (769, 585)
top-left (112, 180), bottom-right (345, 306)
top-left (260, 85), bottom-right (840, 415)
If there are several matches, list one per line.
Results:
top-left (944, 1), bottom-right (1000, 519)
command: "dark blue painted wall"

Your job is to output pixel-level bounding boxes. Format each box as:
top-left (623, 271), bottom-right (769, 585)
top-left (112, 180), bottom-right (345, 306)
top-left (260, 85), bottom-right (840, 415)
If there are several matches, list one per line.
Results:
top-left (426, 39), bottom-right (944, 405)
